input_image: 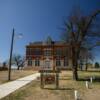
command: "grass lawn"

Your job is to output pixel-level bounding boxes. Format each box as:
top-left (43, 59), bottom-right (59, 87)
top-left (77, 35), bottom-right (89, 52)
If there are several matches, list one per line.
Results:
top-left (1, 70), bottom-right (100, 100)
top-left (0, 70), bottom-right (37, 84)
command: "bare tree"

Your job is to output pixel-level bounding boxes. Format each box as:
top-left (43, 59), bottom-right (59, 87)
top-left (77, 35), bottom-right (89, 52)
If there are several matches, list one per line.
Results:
top-left (12, 54), bottom-right (25, 70)
top-left (61, 9), bottom-right (100, 80)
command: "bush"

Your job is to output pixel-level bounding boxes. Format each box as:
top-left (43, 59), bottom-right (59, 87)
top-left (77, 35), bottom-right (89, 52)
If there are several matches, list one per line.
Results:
top-left (0, 62), bottom-right (8, 71)
top-left (0, 67), bottom-right (8, 71)
top-left (95, 62), bottom-right (100, 68)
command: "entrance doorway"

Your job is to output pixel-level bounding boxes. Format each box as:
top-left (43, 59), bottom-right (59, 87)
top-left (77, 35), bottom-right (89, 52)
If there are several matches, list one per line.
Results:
top-left (45, 61), bottom-right (51, 70)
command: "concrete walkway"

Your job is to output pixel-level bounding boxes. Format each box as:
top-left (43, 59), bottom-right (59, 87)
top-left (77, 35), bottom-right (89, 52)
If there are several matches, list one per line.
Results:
top-left (0, 73), bottom-right (40, 99)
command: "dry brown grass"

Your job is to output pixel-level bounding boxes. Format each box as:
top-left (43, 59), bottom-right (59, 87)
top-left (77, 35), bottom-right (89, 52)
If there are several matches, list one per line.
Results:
top-left (0, 70), bottom-right (37, 84)
top-left (1, 70), bottom-right (100, 100)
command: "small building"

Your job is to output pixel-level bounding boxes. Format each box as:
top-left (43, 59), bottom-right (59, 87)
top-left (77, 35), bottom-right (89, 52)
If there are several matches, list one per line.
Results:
top-left (25, 37), bottom-right (72, 70)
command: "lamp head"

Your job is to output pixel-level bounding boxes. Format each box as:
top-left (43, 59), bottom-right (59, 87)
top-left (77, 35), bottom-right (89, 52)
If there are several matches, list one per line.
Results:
top-left (18, 33), bottom-right (23, 39)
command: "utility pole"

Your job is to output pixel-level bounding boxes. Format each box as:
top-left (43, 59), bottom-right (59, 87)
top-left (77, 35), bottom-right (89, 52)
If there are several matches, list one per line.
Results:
top-left (8, 28), bottom-right (15, 81)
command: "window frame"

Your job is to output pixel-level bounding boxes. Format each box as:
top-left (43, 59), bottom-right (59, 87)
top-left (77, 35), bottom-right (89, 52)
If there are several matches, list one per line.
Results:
top-left (27, 59), bottom-right (32, 66)
top-left (35, 59), bottom-right (40, 66)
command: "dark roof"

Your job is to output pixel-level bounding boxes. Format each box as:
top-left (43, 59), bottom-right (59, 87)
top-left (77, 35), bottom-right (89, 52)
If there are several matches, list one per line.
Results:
top-left (27, 36), bottom-right (67, 46)
top-left (31, 41), bottom-right (42, 45)
top-left (28, 41), bottom-right (67, 46)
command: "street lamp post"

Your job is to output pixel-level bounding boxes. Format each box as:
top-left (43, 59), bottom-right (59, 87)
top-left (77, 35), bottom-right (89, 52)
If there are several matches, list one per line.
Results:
top-left (8, 28), bottom-right (15, 81)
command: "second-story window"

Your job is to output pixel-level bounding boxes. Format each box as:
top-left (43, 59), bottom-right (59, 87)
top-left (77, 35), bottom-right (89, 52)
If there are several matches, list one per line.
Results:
top-left (26, 48), bottom-right (30, 55)
top-left (44, 49), bottom-right (52, 56)
top-left (33, 48), bottom-right (42, 55)
top-left (55, 48), bottom-right (62, 56)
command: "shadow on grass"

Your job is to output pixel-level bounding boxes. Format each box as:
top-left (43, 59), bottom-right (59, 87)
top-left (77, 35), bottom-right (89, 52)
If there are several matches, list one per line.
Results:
top-left (86, 70), bottom-right (100, 73)
top-left (42, 87), bottom-right (74, 90)
top-left (78, 78), bottom-right (90, 81)
top-left (78, 77), bottom-right (100, 82)
top-left (59, 78), bottom-right (71, 80)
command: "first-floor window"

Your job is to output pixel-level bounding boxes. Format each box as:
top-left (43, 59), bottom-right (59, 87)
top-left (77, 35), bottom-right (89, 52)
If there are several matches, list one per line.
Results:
top-left (56, 59), bottom-right (61, 66)
top-left (35, 59), bottom-right (40, 66)
top-left (28, 60), bottom-right (32, 66)
top-left (64, 57), bottom-right (68, 66)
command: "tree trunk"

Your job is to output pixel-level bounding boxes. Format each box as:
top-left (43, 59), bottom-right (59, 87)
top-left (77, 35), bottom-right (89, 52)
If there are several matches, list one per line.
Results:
top-left (72, 66), bottom-right (78, 80)
top-left (85, 58), bottom-right (88, 71)
top-left (17, 66), bottom-right (20, 70)
top-left (85, 63), bottom-right (88, 71)
top-left (80, 59), bottom-right (83, 71)
top-left (71, 45), bottom-right (78, 80)
top-left (72, 57), bottom-right (78, 80)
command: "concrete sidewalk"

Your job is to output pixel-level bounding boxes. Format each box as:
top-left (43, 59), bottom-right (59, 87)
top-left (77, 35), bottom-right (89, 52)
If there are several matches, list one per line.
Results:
top-left (0, 73), bottom-right (40, 99)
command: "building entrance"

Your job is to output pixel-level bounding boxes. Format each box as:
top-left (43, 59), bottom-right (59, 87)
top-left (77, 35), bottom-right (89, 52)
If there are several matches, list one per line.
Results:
top-left (44, 58), bottom-right (51, 70)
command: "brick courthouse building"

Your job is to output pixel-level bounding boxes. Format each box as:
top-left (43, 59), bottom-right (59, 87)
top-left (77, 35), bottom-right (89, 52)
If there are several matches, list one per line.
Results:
top-left (25, 37), bottom-right (72, 70)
